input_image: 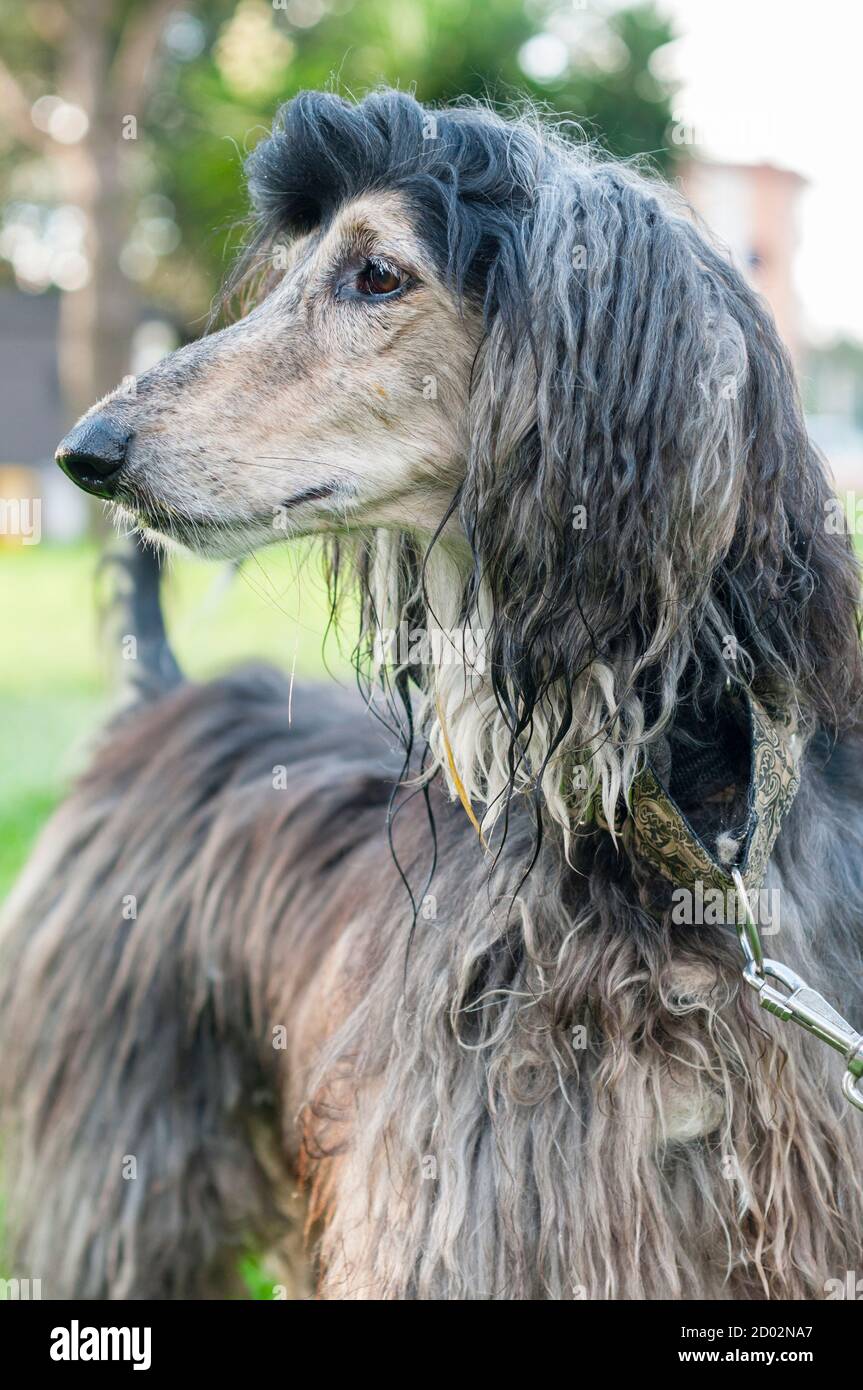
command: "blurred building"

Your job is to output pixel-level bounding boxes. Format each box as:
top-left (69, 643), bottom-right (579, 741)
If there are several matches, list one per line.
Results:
top-left (0, 287), bottom-right (178, 543)
top-left (681, 157), bottom-right (863, 489)
top-left (0, 287), bottom-right (88, 544)
top-left (680, 158), bottom-right (805, 366)
top-left (0, 288), bottom-right (65, 460)
top-left (802, 339), bottom-right (863, 491)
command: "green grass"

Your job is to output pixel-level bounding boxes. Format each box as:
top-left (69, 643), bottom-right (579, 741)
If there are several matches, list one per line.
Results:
top-left (0, 538), bottom-right (352, 1297)
top-left (0, 540), bottom-right (353, 898)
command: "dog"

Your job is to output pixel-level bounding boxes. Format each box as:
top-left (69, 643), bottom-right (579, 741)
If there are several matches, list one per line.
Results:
top-left (2, 89), bottom-right (863, 1300)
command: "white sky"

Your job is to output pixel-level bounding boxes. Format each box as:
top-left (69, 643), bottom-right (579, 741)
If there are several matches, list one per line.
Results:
top-left (652, 0), bottom-right (863, 343)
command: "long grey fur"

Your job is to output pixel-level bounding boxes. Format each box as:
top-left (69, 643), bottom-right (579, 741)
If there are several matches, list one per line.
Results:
top-left (2, 91), bottom-right (863, 1300)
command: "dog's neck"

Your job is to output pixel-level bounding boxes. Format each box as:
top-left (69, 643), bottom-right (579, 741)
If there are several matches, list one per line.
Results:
top-left (369, 536), bottom-right (656, 846)
top-left (367, 534), bottom-right (806, 889)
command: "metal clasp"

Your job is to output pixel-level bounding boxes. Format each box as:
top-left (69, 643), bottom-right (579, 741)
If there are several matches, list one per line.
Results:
top-left (732, 870), bottom-right (863, 1114)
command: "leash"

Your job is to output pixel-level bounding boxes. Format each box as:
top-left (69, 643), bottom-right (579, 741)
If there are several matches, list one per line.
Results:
top-left (732, 867), bottom-right (863, 1113)
top-left (600, 691), bottom-right (863, 1116)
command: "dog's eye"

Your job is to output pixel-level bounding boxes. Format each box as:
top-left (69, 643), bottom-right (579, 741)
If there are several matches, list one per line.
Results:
top-left (335, 255), bottom-right (411, 304)
top-left (355, 257), bottom-right (404, 298)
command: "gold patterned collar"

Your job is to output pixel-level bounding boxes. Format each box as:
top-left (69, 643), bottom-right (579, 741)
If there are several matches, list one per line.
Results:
top-left (601, 694), bottom-right (803, 900)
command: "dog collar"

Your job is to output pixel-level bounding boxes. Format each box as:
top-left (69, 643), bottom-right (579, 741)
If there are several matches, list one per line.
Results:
top-left (596, 690), bottom-right (863, 1115)
top-left (623, 693), bottom-right (802, 899)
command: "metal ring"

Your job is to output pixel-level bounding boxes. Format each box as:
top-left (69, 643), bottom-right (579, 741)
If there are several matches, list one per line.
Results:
top-left (842, 1069), bottom-right (863, 1113)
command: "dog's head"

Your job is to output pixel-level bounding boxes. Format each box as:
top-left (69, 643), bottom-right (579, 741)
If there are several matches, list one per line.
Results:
top-left (56, 89), bottom-right (862, 822)
top-left (58, 93), bottom-right (504, 556)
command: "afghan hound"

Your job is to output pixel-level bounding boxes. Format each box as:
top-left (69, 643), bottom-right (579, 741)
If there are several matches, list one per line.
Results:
top-left (2, 90), bottom-right (863, 1301)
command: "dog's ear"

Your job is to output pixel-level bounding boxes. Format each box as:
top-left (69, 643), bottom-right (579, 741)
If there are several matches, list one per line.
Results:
top-left (460, 164), bottom-right (862, 764)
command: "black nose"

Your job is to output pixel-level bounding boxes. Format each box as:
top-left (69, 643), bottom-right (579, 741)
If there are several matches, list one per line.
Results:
top-left (55, 415), bottom-right (130, 498)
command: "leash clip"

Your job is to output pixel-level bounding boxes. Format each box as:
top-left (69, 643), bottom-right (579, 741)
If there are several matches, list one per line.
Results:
top-left (732, 870), bottom-right (863, 1114)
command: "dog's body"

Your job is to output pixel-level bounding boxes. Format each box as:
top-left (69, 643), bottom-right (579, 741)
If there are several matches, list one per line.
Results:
top-left (4, 665), bottom-right (863, 1299)
top-left (3, 90), bottom-right (863, 1298)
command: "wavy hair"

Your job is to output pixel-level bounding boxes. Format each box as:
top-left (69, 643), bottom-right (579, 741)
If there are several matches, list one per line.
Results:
top-left (3, 90), bottom-right (863, 1302)
top-left (244, 90), bottom-right (862, 847)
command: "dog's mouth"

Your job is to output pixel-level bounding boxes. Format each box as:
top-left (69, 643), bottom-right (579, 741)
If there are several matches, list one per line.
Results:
top-left (278, 482), bottom-right (337, 509)
top-left (113, 480), bottom-right (342, 558)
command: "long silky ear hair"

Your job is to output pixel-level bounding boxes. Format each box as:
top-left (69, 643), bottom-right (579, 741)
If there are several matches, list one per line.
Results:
top-left (455, 158), bottom-right (863, 829)
top-left (244, 91), bottom-right (860, 844)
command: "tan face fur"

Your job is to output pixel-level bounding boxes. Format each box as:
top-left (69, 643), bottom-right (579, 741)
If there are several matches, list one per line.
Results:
top-left (97, 193), bottom-right (481, 558)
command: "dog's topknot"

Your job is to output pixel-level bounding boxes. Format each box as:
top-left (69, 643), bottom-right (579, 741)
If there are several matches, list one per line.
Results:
top-left (245, 88), bottom-right (545, 307)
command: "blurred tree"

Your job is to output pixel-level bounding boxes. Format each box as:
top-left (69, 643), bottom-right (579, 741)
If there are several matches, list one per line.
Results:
top-left (0, 0), bottom-right (193, 415)
top-left (162, 0), bottom-right (679, 321)
top-left (804, 339), bottom-right (863, 431)
top-left (0, 0), bottom-right (678, 419)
